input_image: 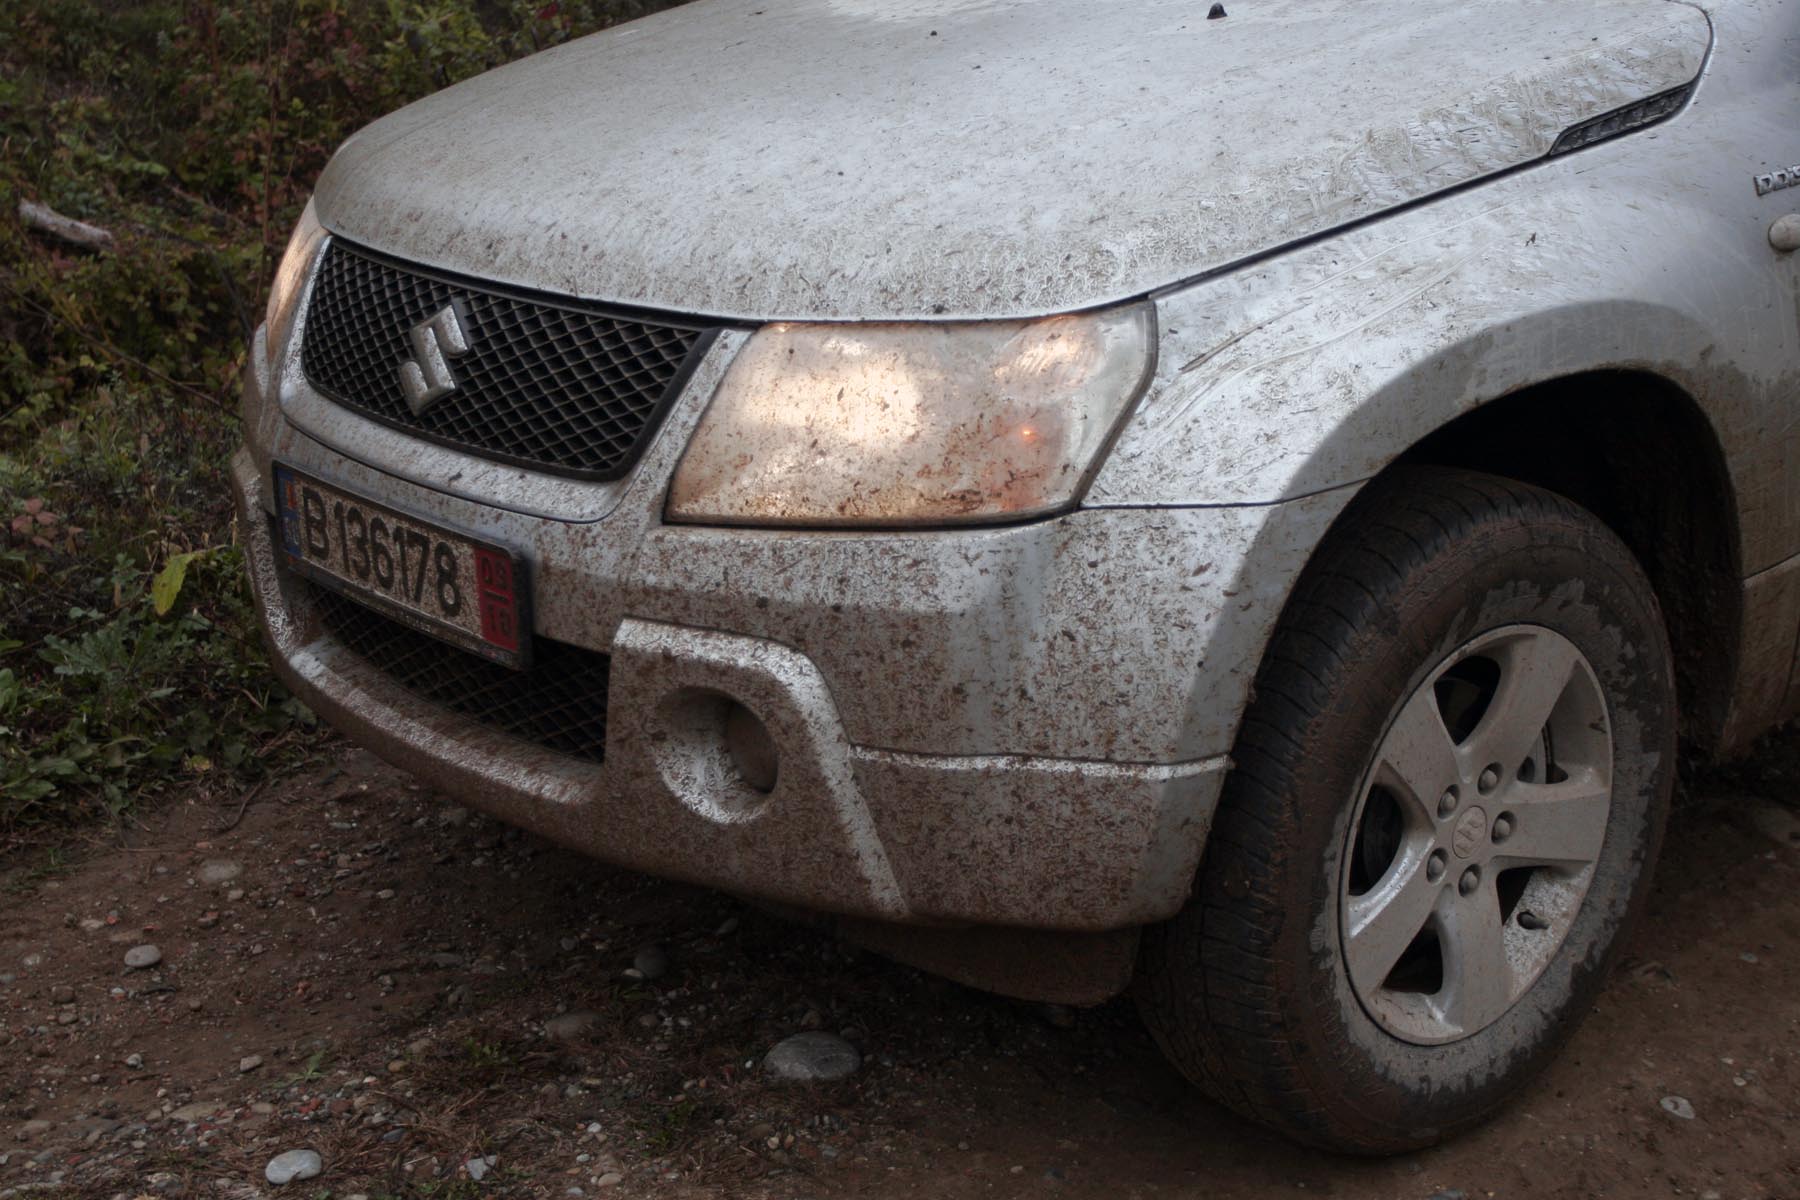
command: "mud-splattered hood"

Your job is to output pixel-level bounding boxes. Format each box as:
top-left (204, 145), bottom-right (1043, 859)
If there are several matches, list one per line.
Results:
top-left (313, 0), bottom-right (1709, 322)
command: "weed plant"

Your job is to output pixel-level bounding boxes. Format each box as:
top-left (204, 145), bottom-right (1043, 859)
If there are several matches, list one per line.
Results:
top-left (1, 1), bottom-right (686, 837)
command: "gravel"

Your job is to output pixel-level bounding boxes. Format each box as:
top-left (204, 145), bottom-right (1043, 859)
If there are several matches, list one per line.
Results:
top-left (764, 1032), bottom-right (862, 1082)
top-left (1660, 1095), bottom-right (1697, 1120)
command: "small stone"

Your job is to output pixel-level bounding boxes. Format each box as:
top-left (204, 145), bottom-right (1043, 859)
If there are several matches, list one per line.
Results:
top-left (1427, 1191), bottom-right (1468, 1200)
top-left (1741, 952), bottom-right (1760, 964)
top-left (226, 888), bottom-right (246, 903)
top-left (466, 1154), bottom-right (496, 1181)
top-left (265, 1148), bottom-right (324, 1185)
top-left (239, 1055), bottom-right (263, 1073)
top-left (764, 1032), bottom-right (862, 1083)
top-left (48, 985), bottom-right (74, 1005)
top-left (1659, 1095), bottom-right (1696, 1120)
top-left (632, 945), bottom-right (669, 981)
top-left (168, 1100), bottom-right (220, 1123)
top-left (56, 1010), bottom-right (77, 1026)
top-left (1749, 804), bottom-right (1800, 847)
top-left (124, 1054), bottom-right (144, 1070)
top-left (16, 1120), bottom-right (52, 1140)
top-left (123, 945), bottom-right (161, 970)
top-left (196, 860), bottom-right (242, 887)
top-left (375, 889), bottom-right (396, 901)
top-left (544, 1011), bottom-right (602, 1042)
top-left (597, 1173), bottom-right (624, 1188)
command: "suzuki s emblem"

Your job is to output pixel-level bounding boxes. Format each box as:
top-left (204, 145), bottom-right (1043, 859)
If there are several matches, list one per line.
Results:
top-left (398, 302), bottom-right (470, 415)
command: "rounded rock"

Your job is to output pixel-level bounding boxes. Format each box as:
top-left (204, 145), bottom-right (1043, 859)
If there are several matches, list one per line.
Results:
top-left (123, 945), bottom-right (161, 970)
top-left (764, 1032), bottom-right (862, 1083)
top-left (196, 859), bottom-right (243, 887)
top-left (633, 945), bottom-right (669, 981)
top-left (544, 1010), bottom-right (602, 1042)
top-left (264, 1148), bottom-right (324, 1185)
top-left (1660, 1095), bottom-right (1696, 1120)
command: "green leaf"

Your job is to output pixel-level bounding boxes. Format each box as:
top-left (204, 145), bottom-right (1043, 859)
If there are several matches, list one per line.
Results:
top-left (151, 549), bottom-right (211, 616)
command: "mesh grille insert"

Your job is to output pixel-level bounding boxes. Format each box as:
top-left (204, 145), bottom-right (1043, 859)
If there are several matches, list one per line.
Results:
top-left (312, 584), bottom-right (609, 764)
top-left (300, 239), bottom-right (715, 479)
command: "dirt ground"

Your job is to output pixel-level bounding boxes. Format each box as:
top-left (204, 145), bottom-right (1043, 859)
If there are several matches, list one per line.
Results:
top-left (2, 733), bottom-right (1798, 1200)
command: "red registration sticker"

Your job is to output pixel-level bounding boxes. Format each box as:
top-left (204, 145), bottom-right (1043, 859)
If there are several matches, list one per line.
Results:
top-left (475, 547), bottom-right (521, 654)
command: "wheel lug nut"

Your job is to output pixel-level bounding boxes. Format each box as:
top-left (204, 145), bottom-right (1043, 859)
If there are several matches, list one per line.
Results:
top-left (1426, 849), bottom-right (1448, 883)
top-left (1458, 866), bottom-right (1481, 896)
top-left (1491, 814), bottom-right (1514, 843)
top-left (1437, 788), bottom-right (1459, 819)
top-left (1478, 765), bottom-right (1502, 794)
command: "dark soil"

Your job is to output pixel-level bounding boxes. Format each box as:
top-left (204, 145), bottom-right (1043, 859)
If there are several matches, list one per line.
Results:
top-left (2, 733), bottom-right (1797, 1199)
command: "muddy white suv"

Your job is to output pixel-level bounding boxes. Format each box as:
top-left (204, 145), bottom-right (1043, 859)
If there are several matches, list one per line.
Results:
top-left (237, 0), bottom-right (1800, 1152)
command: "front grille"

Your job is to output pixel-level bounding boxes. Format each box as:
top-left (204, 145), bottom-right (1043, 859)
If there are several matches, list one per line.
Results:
top-left (311, 584), bottom-right (609, 763)
top-left (300, 240), bottom-right (717, 480)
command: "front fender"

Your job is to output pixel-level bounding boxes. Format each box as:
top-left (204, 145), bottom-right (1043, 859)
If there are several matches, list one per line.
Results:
top-left (1094, 24), bottom-right (1798, 574)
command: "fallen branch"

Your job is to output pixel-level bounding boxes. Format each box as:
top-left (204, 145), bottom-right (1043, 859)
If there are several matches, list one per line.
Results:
top-left (18, 200), bottom-right (115, 251)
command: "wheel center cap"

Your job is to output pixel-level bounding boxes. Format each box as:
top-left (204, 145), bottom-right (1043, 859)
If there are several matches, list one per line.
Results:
top-left (1451, 806), bottom-right (1489, 859)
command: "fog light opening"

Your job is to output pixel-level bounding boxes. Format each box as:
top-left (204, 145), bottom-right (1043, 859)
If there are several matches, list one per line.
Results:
top-left (724, 701), bottom-right (779, 794)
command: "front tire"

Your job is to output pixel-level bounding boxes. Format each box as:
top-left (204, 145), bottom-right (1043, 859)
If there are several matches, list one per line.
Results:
top-left (1137, 467), bottom-right (1676, 1153)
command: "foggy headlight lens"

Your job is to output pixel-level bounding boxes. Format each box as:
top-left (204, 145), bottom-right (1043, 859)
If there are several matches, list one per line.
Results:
top-left (667, 304), bottom-right (1154, 527)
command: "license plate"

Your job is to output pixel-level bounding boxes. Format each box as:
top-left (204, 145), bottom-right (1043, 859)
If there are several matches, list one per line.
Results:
top-left (273, 464), bottom-right (531, 668)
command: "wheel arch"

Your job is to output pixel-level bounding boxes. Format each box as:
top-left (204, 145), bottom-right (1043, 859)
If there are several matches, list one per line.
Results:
top-left (1387, 369), bottom-right (1742, 754)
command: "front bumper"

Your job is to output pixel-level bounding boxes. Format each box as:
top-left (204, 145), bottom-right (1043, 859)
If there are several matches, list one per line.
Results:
top-left (238, 320), bottom-right (1350, 933)
top-left (238, 451), bottom-right (1226, 928)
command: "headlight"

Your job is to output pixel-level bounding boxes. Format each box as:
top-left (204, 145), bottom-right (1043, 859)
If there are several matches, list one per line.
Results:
top-left (263, 198), bottom-right (326, 370)
top-left (667, 304), bottom-right (1155, 527)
